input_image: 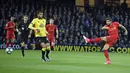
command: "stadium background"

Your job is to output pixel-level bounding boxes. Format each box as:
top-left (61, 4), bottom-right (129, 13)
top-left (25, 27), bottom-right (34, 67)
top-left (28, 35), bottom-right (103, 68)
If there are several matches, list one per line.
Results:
top-left (0, 0), bottom-right (130, 53)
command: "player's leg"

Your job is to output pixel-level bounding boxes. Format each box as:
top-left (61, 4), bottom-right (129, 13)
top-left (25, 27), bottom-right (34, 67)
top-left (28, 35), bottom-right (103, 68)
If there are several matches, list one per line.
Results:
top-left (11, 38), bottom-right (15, 48)
top-left (20, 42), bottom-right (25, 57)
top-left (83, 35), bottom-right (107, 43)
top-left (6, 34), bottom-right (10, 48)
top-left (51, 42), bottom-right (55, 50)
top-left (50, 37), bottom-right (55, 50)
top-left (10, 33), bottom-right (15, 48)
top-left (41, 42), bottom-right (47, 62)
top-left (102, 44), bottom-right (111, 64)
top-left (8, 38), bottom-right (15, 52)
top-left (46, 42), bottom-right (51, 61)
top-left (6, 39), bottom-right (9, 48)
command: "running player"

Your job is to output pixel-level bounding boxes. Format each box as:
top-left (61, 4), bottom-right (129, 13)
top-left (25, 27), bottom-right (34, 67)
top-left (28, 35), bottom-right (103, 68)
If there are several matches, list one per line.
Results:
top-left (5, 16), bottom-right (16, 53)
top-left (46, 18), bottom-right (58, 50)
top-left (28, 11), bottom-right (50, 62)
top-left (83, 18), bottom-right (128, 64)
top-left (18, 15), bottom-right (29, 57)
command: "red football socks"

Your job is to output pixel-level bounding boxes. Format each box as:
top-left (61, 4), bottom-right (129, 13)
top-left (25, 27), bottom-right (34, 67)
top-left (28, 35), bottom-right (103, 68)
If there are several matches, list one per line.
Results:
top-left (90, 38), bottom-right (102, 43)
top-left (11, 43), bottom-right (14, 47)
top-left (6, 43), bottom-right (9, 48)
top-left (104, 50), bottom-right (110, 61)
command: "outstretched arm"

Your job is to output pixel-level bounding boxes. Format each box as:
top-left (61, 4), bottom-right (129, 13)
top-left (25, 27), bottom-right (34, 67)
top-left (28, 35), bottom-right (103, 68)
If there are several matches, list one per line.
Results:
top-left (119, 24), bottom-right (128, 35)
top-left (101, 25), bottom-right (109, 30)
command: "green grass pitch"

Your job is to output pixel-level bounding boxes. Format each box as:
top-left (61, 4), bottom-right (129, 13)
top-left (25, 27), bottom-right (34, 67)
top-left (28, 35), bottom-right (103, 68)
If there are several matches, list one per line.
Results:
top-left (0, 50), bottom-right (130, 73)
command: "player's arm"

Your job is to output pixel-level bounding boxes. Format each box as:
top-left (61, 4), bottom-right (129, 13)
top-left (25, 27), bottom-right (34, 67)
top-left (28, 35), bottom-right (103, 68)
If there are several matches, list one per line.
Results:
top-left (5, 23), bottom-right (9, 29)
top-left (28, 19), bottom-right (40, 32)
top-left (28, 30), bottom-right (33, 38)
top-left (5, 23), bottom-right (14, 29)
top-left (56, 27), bottom-right (58, 39)
top-left (28, 19), bottom-right (36, 30)
top-left (119, 24), bottom-right (128, 35)
top-left (101, 25), bottom-right (109, 30)
top-left (16, 23), bottom-right (21, 35)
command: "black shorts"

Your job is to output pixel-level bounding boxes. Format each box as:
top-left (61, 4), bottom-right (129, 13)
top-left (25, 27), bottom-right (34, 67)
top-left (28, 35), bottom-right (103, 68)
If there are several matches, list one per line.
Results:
top-left (35, 37), bottom-right (49, 44)
top-left (20, 34), bottom-right (28, 43)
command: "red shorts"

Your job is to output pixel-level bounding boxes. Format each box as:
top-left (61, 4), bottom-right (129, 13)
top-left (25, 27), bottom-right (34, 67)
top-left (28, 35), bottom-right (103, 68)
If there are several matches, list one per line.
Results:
top-left (6, 33), bottom-right (15, 39)
top-left (47, 36), bottom-right (55, 43)
top-left (106, 35), bottom-right (118, 47)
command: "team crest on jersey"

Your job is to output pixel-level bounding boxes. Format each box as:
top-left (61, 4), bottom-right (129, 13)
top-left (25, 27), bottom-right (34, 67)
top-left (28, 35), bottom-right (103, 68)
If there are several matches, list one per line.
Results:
top-left (39, 24), bottom-right (44, 27)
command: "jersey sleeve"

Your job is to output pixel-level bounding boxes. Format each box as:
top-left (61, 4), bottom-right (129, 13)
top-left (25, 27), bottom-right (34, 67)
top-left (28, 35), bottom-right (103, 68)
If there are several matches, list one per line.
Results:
top-left (5, 23), bottom-right (9, 29)
top-left (28, 19), bottom-right (36, 30)
top-left (114, 22), bottom-right (120, 28)
top-left (5, 22), bottom-right (12, 30)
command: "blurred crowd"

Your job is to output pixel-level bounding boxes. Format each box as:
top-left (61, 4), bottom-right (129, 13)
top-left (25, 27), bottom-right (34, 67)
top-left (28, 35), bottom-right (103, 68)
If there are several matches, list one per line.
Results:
top-left (0, 0), bottom-right (130, 47)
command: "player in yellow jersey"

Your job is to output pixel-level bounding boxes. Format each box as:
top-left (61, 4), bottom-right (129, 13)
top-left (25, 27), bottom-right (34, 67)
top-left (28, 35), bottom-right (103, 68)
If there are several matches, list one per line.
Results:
top-left (28, 11), bottom-right (50, 62)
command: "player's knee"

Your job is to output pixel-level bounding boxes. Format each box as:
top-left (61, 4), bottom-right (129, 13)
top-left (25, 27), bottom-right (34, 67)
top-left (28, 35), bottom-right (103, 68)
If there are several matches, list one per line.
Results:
top-left (6, 40), bottom-right (9, 43)
top-left (40, 43), bottom-right (46, 48)
top-left (103, 48), bottom-right (108, 50)
top-left (102, 44), bottom-right (110, 50)
top-left (46, 43), bottom-right (50, 47)
top-left (21, 42), bottom-right (25, 47)
top-left (101, 37), bottom-right (107, 41)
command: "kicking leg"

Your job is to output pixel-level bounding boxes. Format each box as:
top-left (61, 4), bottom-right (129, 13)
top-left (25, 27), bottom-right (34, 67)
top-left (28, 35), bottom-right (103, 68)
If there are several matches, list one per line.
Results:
top-left (83, 35), bottom-right (107, 43)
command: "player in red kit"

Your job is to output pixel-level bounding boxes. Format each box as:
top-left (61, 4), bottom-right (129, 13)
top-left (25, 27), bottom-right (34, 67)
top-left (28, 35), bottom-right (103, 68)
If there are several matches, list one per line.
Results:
top-left (46, 19), bottom-right (58, 50)
top-left (83, 18), bottom-right (128, 64)
top-left (5, 16), bottom-right (16, 53)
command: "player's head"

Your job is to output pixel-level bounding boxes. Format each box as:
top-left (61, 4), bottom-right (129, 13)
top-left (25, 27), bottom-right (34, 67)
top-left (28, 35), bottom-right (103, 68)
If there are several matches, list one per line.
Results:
top-left (49, 18), bottom-right (54, 24)
top-left (23, 15), bottom-right (28, 22)
top-left (106, 17), bottom-right (112, 25)
top-left (37, 11), bottom-right (43, 19)
top-left (10, 16), bottom-right (15, 21)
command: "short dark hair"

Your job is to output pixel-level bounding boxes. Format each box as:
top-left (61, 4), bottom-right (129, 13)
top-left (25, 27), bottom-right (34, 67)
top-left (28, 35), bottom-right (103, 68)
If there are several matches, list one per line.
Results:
top-left (106, 17), bottom-right (112, 21)
top-left (37, 11), bottom-right (43, 14)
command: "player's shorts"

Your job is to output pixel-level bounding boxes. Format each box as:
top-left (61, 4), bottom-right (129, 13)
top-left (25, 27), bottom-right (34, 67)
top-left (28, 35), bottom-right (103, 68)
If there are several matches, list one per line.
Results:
top-left (35, 37), bottom-right (49, 44)
top-left (106, 35), bottom-right (118, 47)
top-left (6, 33), bottom-right (15, 39)
top-left (20, 34), bottom-right (28, 43)
top-left (35, 37), bottom-right (49, 50)
top-left (47, 36), bottom-right (55, 43)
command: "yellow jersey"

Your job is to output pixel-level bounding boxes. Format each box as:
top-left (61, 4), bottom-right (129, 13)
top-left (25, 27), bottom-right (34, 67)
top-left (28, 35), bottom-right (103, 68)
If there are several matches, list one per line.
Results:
top-left (28, 18), bottom-right (47, 37)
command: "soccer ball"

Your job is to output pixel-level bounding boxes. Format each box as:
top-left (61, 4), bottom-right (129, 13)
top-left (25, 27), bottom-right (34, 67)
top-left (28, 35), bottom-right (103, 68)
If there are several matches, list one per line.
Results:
top-left (6, 47), bottom-right (13, 54)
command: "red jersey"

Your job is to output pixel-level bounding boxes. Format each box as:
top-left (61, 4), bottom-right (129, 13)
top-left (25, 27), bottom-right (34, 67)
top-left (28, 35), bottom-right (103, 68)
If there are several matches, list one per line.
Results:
top-left (46, 24), bottom-right (56, 37)
top-left (105, 22), bottom-right (119, 37)
top-left (5, 21), bottom-right (16, 33)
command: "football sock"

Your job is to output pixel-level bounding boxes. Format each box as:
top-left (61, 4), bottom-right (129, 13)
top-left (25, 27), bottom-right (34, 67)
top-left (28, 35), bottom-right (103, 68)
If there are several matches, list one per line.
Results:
top-left (21, 47), bottom-right (25, 57)
top-left (46, 46), bottom-right (50, 59)
top-left (90, 38), bottom-right (102, 43)
top-left (104, 50), bottom-right (110, 61)
top-left (42, 48), bottom-right (46, 60)
top-left (11, 42), bottom-right (14, 47)
top-left (6, 42), bottom-right (9, 48)
top-left (51, 46), bottom-right (53, 50)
